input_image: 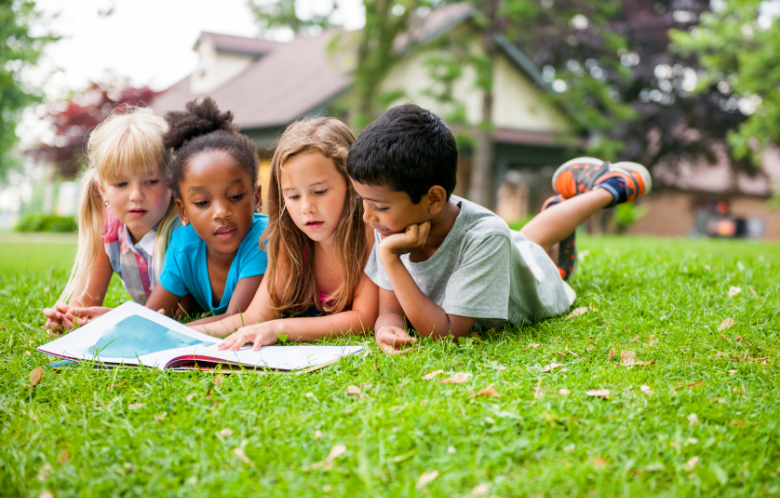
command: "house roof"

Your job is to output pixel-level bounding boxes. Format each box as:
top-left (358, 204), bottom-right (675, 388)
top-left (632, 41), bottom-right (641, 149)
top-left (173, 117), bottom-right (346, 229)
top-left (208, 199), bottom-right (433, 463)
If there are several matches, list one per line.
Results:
top-left (154, 3), bottom-right (554, 133)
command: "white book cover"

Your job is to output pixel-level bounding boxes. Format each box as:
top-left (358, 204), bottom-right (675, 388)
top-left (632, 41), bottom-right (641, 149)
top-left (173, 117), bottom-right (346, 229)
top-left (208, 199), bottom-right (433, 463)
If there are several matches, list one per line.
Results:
top-left (37, 302), bottom-right (362, 371)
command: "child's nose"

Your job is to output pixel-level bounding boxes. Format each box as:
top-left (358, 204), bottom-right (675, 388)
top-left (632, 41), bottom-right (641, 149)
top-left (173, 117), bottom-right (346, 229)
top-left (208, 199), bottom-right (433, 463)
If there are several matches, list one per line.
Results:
top-left (302, 194), bottom-right (316, 213)
top-left (212, 199), bottom-right (231, 219)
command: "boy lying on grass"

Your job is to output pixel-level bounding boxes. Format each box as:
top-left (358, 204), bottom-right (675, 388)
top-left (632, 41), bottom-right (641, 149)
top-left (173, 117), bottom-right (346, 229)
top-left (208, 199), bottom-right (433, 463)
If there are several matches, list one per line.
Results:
top-left (347, 104), bottom-right (652, 354)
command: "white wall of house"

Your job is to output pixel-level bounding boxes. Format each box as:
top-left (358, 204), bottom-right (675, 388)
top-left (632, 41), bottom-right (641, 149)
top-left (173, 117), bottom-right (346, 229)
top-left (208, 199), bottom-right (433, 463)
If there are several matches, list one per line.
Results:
top-left (189, 37), bottom-right (256, 94)
top-left (380, 34), bottom-right (570, 133)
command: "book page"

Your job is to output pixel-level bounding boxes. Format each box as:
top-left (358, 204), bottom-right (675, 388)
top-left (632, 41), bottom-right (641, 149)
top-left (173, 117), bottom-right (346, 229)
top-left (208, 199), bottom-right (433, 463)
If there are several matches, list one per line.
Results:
top-left (163, 344), bottom-right (363, 371)
top-left (37, 302), bottom-right (221, 369)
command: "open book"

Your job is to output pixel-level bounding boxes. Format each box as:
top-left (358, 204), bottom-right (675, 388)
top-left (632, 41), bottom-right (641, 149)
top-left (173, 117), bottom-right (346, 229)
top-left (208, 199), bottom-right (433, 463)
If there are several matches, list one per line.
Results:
top-left (37, 302), bottom-right (362, 372)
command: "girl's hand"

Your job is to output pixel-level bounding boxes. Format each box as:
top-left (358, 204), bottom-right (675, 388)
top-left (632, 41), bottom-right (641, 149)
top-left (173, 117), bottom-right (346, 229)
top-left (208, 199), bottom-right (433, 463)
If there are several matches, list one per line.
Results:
top-left (375, 325), bottom-right (417, 355)
top-left (217, 322), bottom-right (281, 352)
top-left (43, 303), bottom-right (76, 334)
top-left (69, 306), bottom-right (112, 326)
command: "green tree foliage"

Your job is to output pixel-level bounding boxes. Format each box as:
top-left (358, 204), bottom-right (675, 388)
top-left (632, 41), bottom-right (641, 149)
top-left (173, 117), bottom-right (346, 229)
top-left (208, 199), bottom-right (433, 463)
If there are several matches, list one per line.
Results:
top-left (0, 0), bottom-right (56, 181)
top-left (670, 0), bottom-right (779, 165)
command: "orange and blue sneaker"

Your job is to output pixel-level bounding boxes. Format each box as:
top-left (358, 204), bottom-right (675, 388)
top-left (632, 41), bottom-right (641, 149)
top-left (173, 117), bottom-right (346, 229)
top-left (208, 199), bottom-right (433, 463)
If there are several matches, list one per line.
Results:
top-left (540, 194), bottom-right (577, 281)
top-left (551, 157), bottom-right (652, 206)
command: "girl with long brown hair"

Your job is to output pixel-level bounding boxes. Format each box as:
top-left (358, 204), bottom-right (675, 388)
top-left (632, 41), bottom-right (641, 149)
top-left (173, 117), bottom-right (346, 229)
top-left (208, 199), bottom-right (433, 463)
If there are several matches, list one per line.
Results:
top-left (191, 116), bottom-right (378, 347)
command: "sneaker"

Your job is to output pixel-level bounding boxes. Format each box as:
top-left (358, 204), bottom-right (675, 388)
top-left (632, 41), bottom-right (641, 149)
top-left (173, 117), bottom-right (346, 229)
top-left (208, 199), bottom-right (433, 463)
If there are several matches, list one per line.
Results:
top-left (540, 194), bottom-right (577, 281)
top-left (552, 157), bottom-right (652, 206)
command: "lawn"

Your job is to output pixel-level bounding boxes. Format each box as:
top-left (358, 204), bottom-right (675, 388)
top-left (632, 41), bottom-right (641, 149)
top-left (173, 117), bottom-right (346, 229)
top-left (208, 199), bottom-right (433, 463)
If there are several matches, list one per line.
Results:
top-left (1, 236), bottom-right (779, 497)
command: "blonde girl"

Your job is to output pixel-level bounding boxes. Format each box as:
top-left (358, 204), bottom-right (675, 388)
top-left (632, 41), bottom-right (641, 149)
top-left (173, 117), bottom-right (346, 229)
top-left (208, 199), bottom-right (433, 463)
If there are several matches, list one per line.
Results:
top-left (192, 117), bottom-right (378, 347)
top-left (42, 107), bottom-right (180, 332)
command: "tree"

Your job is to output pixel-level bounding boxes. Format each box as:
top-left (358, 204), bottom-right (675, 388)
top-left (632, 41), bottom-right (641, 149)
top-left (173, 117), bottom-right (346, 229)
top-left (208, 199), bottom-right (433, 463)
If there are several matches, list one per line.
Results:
top-left (670, 0), bottom-right (779, 166)
top-left (0, 0), bottom-right (57, 181)
top-left (523, 0), bottom-right (754, 181)
top-left (29, 80), bottom-right (158, 178)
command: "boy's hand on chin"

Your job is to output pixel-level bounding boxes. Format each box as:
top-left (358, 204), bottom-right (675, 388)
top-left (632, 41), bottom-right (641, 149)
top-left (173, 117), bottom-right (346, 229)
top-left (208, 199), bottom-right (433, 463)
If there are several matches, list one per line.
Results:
top-left (379, 222), bottom-right (431, 256)
top-left (217, 322), bottom-right (279, 352)
top-left (375, 325), bottom-right (418, 355)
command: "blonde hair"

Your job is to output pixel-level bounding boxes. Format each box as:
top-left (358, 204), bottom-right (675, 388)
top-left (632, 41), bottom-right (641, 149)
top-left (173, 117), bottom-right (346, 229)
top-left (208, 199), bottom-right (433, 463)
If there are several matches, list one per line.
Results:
top-left (264, 116), bottom-right (366, 316)
top-left (60, 107), bottom-right (178, 304)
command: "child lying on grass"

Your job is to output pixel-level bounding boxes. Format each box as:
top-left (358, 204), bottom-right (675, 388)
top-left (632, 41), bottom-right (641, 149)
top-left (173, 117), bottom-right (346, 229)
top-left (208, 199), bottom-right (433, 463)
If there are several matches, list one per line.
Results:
top-left (347, 104), bottom-right (651, 354)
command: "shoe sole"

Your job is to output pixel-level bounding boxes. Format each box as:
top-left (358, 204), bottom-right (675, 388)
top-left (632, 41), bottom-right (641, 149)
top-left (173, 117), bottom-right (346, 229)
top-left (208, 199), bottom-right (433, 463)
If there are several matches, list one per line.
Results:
top-left (551, 157), bottom-right (605, 196)
top-left (611, 161), bottom-right (653, 195)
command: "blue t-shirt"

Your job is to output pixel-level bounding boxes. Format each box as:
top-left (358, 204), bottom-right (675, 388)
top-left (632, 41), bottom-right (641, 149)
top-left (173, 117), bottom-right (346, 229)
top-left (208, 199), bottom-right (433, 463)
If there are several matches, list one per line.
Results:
top-left (159, 213), bottom-right (269, 315)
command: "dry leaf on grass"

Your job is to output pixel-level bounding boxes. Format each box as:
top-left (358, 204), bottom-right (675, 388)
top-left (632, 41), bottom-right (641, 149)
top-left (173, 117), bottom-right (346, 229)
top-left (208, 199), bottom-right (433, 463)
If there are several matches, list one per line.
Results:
top-left (728, 370), bottom-right (737, 375)
top-left (470, 332), bottom-right (482, 341)
top-left (310, 444), bottom-right (347, 470)
top-left (620, 350), bottom-right (636, 367)
top-left (749, 286), bottom-right (758, 297)
top-left (186, 394), bottom-right (195, 402)
top-left (640, 385), bottom-right (653, 394)
top-left (685, 456), bottom-right (699, 471)
top-left (687, 413), bottom-right (699, 425)
top-left (559, 388), bottom-right (571, 396)
top-left (57, 449), bottom-right (70, 465)
top-left (586, 389), bottom-right (610, 398)
top-left (731, 419), bottom-right (745, 427)
top-left (38, 463), bottom-right (51, 481)
top-left (566, 347), bottom-right (584, 359)
top-left (566, 307), bottom-right (588, 319)
top-left (154, 413), bottom-right (166, 422)
top-left (440, 372), bottom-right (472, 384)
top-left (128, 403), bottom-right (145, 409)
top-left (589, 456), bottom-right (609, 469)
top-left (30, 367), bottom-right (43, 386)
top-left (648, 334), bottom-right (657, 347)
top-left (589, 304), bottom-right (598, 311)
top-left (234, 448), bottom-right (255, 466)
top-left (472, 483), bottom-right (490, 495)
top-left (541, 363), bottom-right (564, 373)
top-left (529, 343), bottom-right (540, 349)
top-left (305, 392), bottom-right (314, 398)
top-left (38, 491), bottom-right (53, 498)
top-left (718, 318), bottom-right (735, 331)
top-left (477, 384), bottom-right (499, 398)
top-left (220, 428), bottom-right (233, 436)
top-left (533, 379), bottom-right (543, 399)
top-left (214, 374), bottom-right (225, 387)
top-left (422, 370), bottom-right (444, 380)
top-left (555, 351), bottom-right (566, 359)
top-left (416, 470), bottom-right (439, 489)
top-left (607, 347), bottom-right (616, 362)
top-left (347, 385), bottom-right (365, 399)
top-left (630, 336), bottom-right (640, 343)
top-left (728, 286), bottom-right (742, 297)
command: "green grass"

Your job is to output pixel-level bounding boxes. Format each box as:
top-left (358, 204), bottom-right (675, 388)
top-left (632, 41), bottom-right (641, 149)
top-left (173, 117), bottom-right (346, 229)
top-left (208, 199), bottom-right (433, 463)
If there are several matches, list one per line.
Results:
top-left (1, 236), bottom-right (779, 497)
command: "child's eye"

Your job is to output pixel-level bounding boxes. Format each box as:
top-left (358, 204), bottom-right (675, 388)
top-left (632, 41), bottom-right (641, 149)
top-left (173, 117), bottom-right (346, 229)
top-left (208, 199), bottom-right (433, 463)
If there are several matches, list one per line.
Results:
top-left (230, 193), bottom-right (246, 201)
top-left (375, 206), bottom-right (389, 213)
top-left (315, 189), bottom-right (328, 195)
top-left (147, 179), bottom-right (159, 185)
top-left (194, 200), bottom-right (209, 207)
top-left (115, 182), bottom-right (127, 188)
top-left (287, 194), bottom-right (300, 201)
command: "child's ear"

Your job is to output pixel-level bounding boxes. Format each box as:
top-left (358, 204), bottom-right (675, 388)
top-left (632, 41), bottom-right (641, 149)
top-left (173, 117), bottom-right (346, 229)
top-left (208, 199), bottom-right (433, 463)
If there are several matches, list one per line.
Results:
top-left (95, 179), bottom-right (107, 203)
top-left (175, 198), bottom-right (189, 226)
top-left (426, 186), bottom-right (447, 214)
top-left (253, 184), bottom-right (263, 213)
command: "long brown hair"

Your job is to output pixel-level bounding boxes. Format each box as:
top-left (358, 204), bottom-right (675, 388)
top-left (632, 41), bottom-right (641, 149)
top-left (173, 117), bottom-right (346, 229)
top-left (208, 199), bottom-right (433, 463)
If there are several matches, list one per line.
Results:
top-left (264, 116), bottom-right (366, 316)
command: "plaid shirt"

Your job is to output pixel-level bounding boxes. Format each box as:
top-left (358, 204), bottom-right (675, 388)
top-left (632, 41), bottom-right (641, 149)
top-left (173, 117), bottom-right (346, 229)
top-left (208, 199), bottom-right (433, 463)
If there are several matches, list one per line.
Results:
top-left (103, 208), bottom-right (179, 304)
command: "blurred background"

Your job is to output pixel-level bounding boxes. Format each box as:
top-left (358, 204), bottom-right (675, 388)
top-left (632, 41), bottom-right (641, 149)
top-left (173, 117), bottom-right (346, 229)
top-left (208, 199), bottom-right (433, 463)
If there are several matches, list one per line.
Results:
top-left (1, 0), bottom-right (778, 239)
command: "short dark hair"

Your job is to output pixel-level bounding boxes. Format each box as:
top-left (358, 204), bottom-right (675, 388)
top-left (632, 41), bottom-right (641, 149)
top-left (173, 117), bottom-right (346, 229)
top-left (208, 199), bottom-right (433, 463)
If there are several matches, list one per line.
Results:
top-left (163, 97), bottom-right (258, 199)
top-left (347, 104), bottom-right (457, 203)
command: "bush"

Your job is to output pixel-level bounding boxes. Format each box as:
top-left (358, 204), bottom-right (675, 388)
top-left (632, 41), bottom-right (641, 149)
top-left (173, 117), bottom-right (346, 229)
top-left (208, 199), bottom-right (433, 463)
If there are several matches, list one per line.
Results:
top-left (15, 213), bottom-right (77, 233)
top-left (614, 202), bottom-right (646, 233)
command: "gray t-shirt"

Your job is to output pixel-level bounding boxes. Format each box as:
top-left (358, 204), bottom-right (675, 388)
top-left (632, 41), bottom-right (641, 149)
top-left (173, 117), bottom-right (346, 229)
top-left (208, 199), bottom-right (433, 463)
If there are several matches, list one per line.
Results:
top-left (365, 195), bottom-right (575, 330)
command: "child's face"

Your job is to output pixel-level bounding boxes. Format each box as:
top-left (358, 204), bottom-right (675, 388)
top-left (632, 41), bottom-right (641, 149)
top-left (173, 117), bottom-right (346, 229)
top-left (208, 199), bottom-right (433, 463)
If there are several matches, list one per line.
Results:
top-left (351, 180), bottom-right (431, 237)
top-left (280, 152), bottom-right (348, 244)
top-left (98, 171), bottom-right (172, 243)
top-left (176, 150), bottom-right (261, 256)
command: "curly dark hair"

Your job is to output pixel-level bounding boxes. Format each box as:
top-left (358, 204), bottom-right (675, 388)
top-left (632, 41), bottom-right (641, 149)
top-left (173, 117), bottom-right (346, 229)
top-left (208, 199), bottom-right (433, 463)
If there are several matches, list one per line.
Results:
top-left (163, 97), bottom-right (259, 198)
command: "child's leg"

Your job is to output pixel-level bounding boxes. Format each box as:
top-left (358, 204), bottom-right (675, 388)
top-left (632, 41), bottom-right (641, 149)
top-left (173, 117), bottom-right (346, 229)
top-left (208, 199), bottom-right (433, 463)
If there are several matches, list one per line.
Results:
top-left (521, 189), bottom-right (613, 253)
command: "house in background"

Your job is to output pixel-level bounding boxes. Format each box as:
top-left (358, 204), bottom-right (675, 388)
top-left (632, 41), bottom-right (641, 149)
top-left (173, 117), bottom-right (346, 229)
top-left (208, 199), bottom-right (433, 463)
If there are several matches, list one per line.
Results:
top-left (152, 3), bottom-right (577, 219)
top-left (152, 3), bottom-right (780, 239)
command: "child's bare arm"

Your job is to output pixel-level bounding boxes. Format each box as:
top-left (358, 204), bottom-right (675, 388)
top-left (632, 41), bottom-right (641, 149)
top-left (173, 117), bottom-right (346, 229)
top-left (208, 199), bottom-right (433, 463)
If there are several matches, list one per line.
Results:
top-left (145, 285), bottom-right (184, 317)
top-left (217, 271), bottom-right (379, 350)
top-left (378, 223), bottom-right (476, 341)
top-left (186, 275), bottom-right (264, 329)
top-left (43, 248), bottom-right (114, 332)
